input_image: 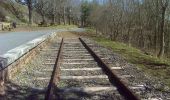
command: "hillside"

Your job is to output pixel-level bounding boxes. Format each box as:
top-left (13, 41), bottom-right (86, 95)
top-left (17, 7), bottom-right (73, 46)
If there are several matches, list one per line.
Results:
top-left (0, 0), bottom-right (28, 23)
top-left (0, 0), bottom-right (41, 24)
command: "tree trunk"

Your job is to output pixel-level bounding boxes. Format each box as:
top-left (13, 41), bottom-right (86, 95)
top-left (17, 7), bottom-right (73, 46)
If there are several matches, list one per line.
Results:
top-left (154, 0), bottom-right (159, 53)
top-left (158, 6), bottom-right (166, 58)
top-left (68, 14), bottom-right (71, 25)
top-left (127, 27), bottom-right (131, 46)
top-left (52, 14), bottom-right (55, 25)
top-left (42, 14), bottom-right (45, 24)
top-left (27, 0), bottom-right (32, 25)
top-left (52, 0), bottom-right (55, 25)
top-left (81, 17), bottom-right (84, 27)
top-left (154, 21), bottom-right (159, 53)
top-left (63, 6), bottom-right (66, 25)
top-left (58, 13), bottom-right (61, 25)
top-left (95, 27), bottom-right (98, 35)
top-left (139, 26), bottom-right (144, 48)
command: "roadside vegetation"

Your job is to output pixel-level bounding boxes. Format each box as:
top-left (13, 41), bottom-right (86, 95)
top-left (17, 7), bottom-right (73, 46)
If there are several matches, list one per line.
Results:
top-left (0, 24), bottom-right (78, 33)
top-left (0, 0), bottom-right (81, 26)
top-left (0, 0), bottom-right (31, 23)
top-left (86, 28), bottom-right (170, 88)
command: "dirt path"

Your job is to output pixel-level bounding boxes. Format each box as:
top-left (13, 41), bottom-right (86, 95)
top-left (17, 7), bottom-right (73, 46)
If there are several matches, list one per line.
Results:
top-left (56, 31), bottom-right (91, 38)
top-left (56, 31), bottom-right (79, 38)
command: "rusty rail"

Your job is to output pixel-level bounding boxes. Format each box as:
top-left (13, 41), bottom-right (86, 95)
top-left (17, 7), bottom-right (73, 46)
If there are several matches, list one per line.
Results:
top-left (79, 38), bottom-right (140, 100)
top-left (45, 38), bottom-right (64, 100)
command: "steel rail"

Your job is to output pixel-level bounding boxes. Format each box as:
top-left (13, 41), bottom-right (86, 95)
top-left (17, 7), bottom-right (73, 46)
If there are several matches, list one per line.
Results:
top-left (45, 38), bottom-right (64, 100)
top-left (79, 38), bottom-right (140, 100)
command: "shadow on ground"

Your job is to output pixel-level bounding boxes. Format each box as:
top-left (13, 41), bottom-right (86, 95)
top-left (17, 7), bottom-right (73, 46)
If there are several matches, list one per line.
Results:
top-left (0, 81), bottom-right (46, 100)
top-left (0, 81), bottom-right (106, 100)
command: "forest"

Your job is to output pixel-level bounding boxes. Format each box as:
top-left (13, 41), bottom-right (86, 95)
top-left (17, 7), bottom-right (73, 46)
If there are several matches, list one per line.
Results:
top-left (1, 0), bottom-right (170, 58)
top-left (82, 0), bottom-right (170, 59)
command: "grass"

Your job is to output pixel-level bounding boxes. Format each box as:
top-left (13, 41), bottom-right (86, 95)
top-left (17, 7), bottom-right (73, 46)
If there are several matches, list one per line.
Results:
top-left (34, 24), bottom-right (78, 30)
top-left (87, 31), bottom-right (170, 88)
top-left (93, 37), bottom-right (170, 65)
top-left (0, 24), bottom-right (78, 33)
top-left (50, 24), bottom-right (77, 29)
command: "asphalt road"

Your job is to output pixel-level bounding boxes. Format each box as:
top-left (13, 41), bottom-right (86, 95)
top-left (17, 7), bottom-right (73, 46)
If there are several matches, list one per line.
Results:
top-left (0, 28), bottom-right (85, 55)
top-left (0, 30), bottom-right (56, 55)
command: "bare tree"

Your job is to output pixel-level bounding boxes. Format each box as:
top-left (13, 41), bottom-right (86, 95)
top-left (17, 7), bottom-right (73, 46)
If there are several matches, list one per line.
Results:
top-left (158, 0), bottom-right (169, 57)
top-left (34, 0), bottom-right (49, 24)
top-left (84, 0), bottom-right (170, 57)
top-left (27, 0), bottom-right (33, 25)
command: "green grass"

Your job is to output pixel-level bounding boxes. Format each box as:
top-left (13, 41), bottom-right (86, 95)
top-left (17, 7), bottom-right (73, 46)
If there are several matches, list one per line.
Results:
top-left (93, 37), bottom-right (169, 65)
top-left (39, 24), bottom-right (78, 30)
top-left (91, 36), bottom-right (170, 88)
top-left (52, 24), bottom-right (77, 29)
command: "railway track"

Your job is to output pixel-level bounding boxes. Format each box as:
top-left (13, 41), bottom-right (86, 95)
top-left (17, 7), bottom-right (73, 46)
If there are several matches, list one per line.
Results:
top-left (44, 38), bottom-right (140, 100)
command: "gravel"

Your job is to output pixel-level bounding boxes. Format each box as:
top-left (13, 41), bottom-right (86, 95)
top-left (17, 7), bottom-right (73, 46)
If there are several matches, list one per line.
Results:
top-left (5, 36), bottom-right (168, 99)
top-left (56, 89), bottom-right (123, 100)
top-left (57, 38), bottom-right (124, 100)
top-left (58, 79), bottom-right (112, 87)
top-left (61, 70), bottom-right (105, 76)
top-left (61, 64), bottom-right (99, 69)
top-left (82, 38), bottom-right (170, 100)
top-left (5, 37), bottom-right (62, 99)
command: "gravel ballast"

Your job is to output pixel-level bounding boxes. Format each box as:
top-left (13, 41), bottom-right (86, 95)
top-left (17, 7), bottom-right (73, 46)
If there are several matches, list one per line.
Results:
top-left (57, 38), bottom-right (124, 100)
top-left (5, 38), bottom-right (62, 99)
top-left (4, 31), bottom-right (170, 100)
top-left (82, 38), bottom-right (170, 100)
